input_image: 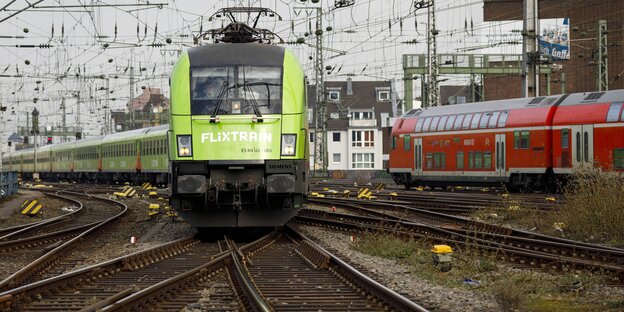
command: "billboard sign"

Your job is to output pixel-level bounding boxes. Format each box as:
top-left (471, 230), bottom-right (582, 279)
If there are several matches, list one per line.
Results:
top-left (539, 18), bottom-right (570, 61)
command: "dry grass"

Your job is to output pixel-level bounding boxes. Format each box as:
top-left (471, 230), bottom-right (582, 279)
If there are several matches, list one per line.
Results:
top-left (557, 167), bottom-right (624, 246)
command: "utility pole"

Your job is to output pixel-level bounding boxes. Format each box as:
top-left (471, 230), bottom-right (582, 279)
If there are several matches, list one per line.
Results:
top-left (129, 54), bottom-right (135, 130)
top-left (426, 0), bottom-right (439, 107)
top-left (105, 77), bottom-right (110, 134)
top-left (521, 0), bottom-right (539, 97)
top-left (31, 108), bottom-right (39, 180)
top-left (415, 1), bottom-right (439, 107)
top-left (597, 19), bottom-right (608, 91)
top-left (313, 7), bottom-right (327, 177)
top-left (61, 97), bottom-right (66, 142)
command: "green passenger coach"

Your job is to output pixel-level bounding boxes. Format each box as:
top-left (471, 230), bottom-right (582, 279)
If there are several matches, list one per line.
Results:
top-left (169, 42), bottom-right (309, 228)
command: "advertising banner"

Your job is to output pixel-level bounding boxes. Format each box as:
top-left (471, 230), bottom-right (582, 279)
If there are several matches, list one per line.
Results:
top-left (539, 18), bottom-right (570, 60)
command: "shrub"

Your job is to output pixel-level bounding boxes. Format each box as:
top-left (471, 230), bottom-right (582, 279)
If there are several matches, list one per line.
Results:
top-left (493, 277), bottom-right (528, 311)
top-left (558, 167), bottom-right (624, 246)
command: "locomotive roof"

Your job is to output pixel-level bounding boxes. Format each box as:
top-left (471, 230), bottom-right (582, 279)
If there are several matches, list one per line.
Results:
top-left (187, 43), bottom-right (285, 67)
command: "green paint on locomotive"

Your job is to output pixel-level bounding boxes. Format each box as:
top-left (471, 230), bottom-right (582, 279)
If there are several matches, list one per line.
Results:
top-left (169, 49), bottom-right (307, 161)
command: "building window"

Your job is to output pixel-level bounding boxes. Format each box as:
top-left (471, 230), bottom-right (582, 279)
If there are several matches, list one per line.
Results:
top-left (352, 153), bottom-right (374, 168)
top-left (377, 90), bottom-right (390, 101)
top-left (456, 152), bottom-right (464, 170)
top-left (614, 149), bottom-right (624, 169)
top-left (309, 132), bottom-right (315, 143)
top-left (328, 91), bottom-right (340, 101)
top-left (333, 153), bottom-right (341, 163)
top-left (332, 132), bottom-right (341, 142)
top-left (404, 135), bottom-right (410, 151)
top-left (351, 111), bottom-right (374, 120)
top-left (352, 130), bottom-right (374, 147)
top-left (561, 129), bottom-right (569, 149)
top-left (514, 130), bottom-right (530, 149)
top-left (307, 109), bottom-right (313, 122)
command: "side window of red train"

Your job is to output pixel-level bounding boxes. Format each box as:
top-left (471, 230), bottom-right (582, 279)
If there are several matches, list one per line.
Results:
top-left (425, 153), bottom-right (433, 169)
top-left (462, 114), bottom-right (473, 129)
top-left (456, 152), bottom-right (464, 170)
top-left (446, 115), bottom-right (456, 130)
top-left (454, 115), bottom-right (464, 130)
top-left (479, 113), bottom-right (491, 129)
top-left (415, 118), bottom-right (424, 132)
top-left (488, 112), bottom-right (500, 128)
top-left (471, 113), bottom-right (482, 129)
top-left (391, 136), bottom-right (396, 149)
top-left (403, 135), bottom-right (410, 152)
top-left (430, 116), bottom-right (440, 131)
top-left (514, 130), bottom-right (530, 149)
top-left (606, 102), bottom-right (622, 122)
top-left (498, 111), bottom-right (509, 128)
top-left (438, 116), bottom-right (448, 131)
top-left (561, 129), bottom-right (569, 148)
top-left (614, 149), bottom-right (624, 169)
top-left (422, 118), bottom-right (432, 132)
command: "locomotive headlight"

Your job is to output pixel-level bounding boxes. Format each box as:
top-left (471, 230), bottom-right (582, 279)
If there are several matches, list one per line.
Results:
top-left (281, 134), bottom-right (296, 156)
top-left (177, 135), bottom-right (192, 157)
top-left (232, 101), bottom-right (241, 114)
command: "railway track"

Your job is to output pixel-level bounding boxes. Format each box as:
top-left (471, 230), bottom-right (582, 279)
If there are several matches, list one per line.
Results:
top-left (295, 206), bottom-right (624, 283)
top-left (310, 182), bottom-right (561, 214)
top-left (0, 191), bottom-right (127, 290)
top-left (0, 226), bottom-right (427, 311)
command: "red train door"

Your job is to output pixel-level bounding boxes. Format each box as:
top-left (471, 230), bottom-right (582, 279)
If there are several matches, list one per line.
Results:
top-left (495, 133), bottom-right (506, 180)
top-left (414, 137), bottom-right (423, 178)
top-left (571, 125), bottom-right (594, 168)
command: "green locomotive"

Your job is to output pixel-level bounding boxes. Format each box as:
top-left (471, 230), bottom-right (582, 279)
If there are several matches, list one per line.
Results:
top-left (168, 37), bottom-right (308, 228)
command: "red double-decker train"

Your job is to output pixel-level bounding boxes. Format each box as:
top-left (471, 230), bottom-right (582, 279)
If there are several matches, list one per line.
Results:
top-left (388, 90), bottom-right (624, 191)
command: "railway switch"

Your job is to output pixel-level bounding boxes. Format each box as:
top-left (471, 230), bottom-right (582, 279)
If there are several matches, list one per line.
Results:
top-left (431, 244), bottom-right (453, 272)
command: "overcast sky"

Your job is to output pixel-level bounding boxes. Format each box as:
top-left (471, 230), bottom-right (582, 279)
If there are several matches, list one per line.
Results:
top-left (0, 0), bottom-right (525, 146)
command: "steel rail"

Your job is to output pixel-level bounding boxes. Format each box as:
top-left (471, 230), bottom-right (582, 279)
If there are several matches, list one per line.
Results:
top-left (98, 232), bottom-right (278, 311)
top-left (0, 192), bottom-right (128, 290)
top-left (0, 236), bottom-right (199, 310)
top-left (286, 224), bottom-right (429, 312)
top-left (294, 211), bottom-right (624, 280)
top-left (0, 191), bottom-right (83, 240)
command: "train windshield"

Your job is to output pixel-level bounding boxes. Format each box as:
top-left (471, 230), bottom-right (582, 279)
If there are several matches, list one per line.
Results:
top-left (191, 66), bottom-right (282, 115)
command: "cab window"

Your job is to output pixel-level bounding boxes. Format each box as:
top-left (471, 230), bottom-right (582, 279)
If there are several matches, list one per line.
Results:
top-left (191, 66), bottom-right (282, 115)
